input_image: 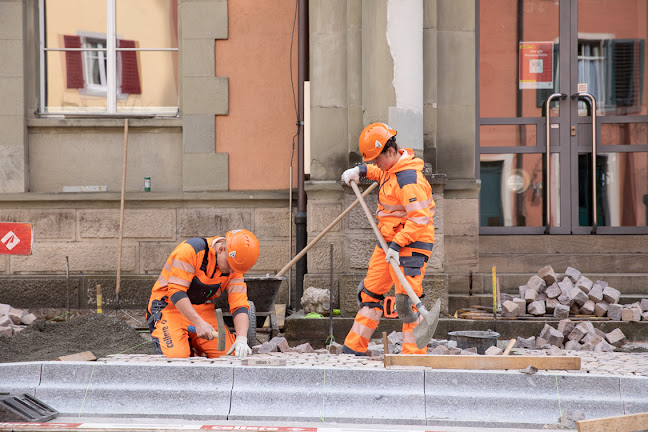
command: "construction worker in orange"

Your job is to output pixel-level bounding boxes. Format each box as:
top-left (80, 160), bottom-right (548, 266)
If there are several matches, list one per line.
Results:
top-left (146, 229), bottom-right (260, 358)
top-left (341, 123), bottom-right (435, 355)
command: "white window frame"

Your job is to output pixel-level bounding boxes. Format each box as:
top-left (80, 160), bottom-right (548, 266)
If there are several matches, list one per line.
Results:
top-left (38, 0), bottom-right (178, 116)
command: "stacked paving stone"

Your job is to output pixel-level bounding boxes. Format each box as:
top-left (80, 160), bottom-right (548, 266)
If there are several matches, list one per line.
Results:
top-left (501, 265), bottom-right (648, 321)
top-left (514, 318), bottom-right (627, 352)
top-left (0, 303), bottom-right (37, 337)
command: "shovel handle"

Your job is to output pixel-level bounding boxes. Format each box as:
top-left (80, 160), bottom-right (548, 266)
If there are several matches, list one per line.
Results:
top-left (349, 180), bottom-right (423, 308)
top-left (276, 181), bottom-right (378, 277)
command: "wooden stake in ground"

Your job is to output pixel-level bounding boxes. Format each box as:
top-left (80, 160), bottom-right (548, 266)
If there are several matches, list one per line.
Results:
top-left (115, 119), bottom-right (128, 310)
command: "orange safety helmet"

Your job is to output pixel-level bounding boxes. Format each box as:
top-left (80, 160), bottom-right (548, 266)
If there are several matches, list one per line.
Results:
top-left (225, 229), bottom-right (260, 273)
top-left (359, 123), bottom-right (397, 162)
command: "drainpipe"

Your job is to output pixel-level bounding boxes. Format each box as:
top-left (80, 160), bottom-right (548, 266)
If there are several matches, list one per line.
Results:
top-left (295, 0), bottom-right (309, 311)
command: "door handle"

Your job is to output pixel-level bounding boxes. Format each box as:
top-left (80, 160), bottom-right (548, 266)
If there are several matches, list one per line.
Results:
top-left (544, 93), bottom-right (567, 234)
top-left (572, 92), bottom-right (598, 233)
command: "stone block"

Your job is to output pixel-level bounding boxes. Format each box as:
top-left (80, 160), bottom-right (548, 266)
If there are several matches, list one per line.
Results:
top-left (484, 346), bottom-right (502, 355)
top-left (512, 297), bottom-right (526, 312)
top-left (518, 285), bottom-right (527, 298)
top-left (545, 345), bottom-right (565, 356)
top-left (178, 208), bottom-right (253, 238)
top-left (594, 301), bottom-right (609, 317)
top-left (79, 209), bottom-right (175, 239)
top-left (602, 286), bottom-right (621, 304)
top-left (553, 303), bottom-right (569, 319)
top-left (21, 313), bottom-right (36, 325)
top-left (501, 300), bottom-right (520, 318)
top-left (643, 312), bottom-right (648, 321)
top-left (570, 288), bottom-right (588, 306)
top-left (182, 152), bottom-right (229, 191)
top-left (0, 315), bottom-right (10, 328)
top-left (308, 201), bottom-right (343, 235)
top-left (538, 265), bottom-right (557, 285)
top-left (575, 275), bottom-right (593, 293)
top-left (558, 278), bottom-right (574, 295)
top-left (581, 333), bottom-right (603, 346)
top-left (527, 300), bottom-right (545, 316)
top-left (641, 299), bottom-right (648, 311)
top-left (430, 345), bottom-right (450, 355)
top-left (608, 303), bottom-right (623, 321)
top-left (605, 328), bottom-right (626, 347)
top-left (570, 303), bottom-right (581, 315)
top-left (526, 275), bottom-right (546, 293)
top-left (255, 208), bottom-right (293, 239)
top-left (544, 283), bottom-right (560, 299)
top-left (621, 307), bottom-right (641, 322)
top-left (183, 114), bottom-right (216, 153)
top-left (579, 300), bottom-right (595, 315)
top-left (545, 298), bottom-right (559, 313)
top-left (557, 319), bottom-right (575, 337)
top-left (567, 325), bottom-right (587, 342)
top-left (535, 337), bottom-right (549, 349)
top-left (564, 267), bottom-right (581, 283)
top-left (181, 0), bottom-right (228, 40)
top-left (0, 326), bottom-right (11, 337)
top-left (539, 324), bottom-right (563, 347)
top-left (182, 77), bottom-right (228, 115)
top-left (564, 340), bottom-right (581, 350)
top-left (588, 284), bottom-right (604, 303)
top-left (594, 340), bottom-right (615, 353)
top-left (580, 342), bottom-right (594, 351)
top-left (537, 292), bottom-right (547, 302)
top-left (8, 307), bottom-right (23, 325)
top-left (306, 241), bottom-right (345, 273)
top-left (557, 290), bottom-right (573, 307)
top-left (141, 242), bottom-right (178, 273)
top-left (515, 336), bottom-right (535, 349)
top-left (524, 288), bottom-right (538, 304)
top-left (11, 244), bottom-right (136, 273)
top-left (0, 304), bottom-right (9, 315)
top-left (181, 40), bottom-right (215, 78)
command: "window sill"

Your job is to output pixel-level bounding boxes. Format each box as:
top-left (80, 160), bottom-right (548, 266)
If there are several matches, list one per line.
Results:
top-left (27, 117), bottom-right (183, 128)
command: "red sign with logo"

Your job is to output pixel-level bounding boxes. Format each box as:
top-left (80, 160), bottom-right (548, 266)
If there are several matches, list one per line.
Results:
top-left (519, 41), bottom-right (554, 89)
top-left (0, 223), bottom-right (33, 255)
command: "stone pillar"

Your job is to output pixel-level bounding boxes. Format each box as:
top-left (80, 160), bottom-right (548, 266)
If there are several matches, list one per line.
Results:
top-left (180, 0), bottom-right (228, 191)
top-left (361, 0), bottom-right (423, 156)
top-left (0, 0), bottom-right (27, 192)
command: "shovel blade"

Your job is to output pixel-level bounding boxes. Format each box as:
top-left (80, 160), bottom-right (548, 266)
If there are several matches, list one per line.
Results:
top-left (413, 298), bottom-right (441, 349)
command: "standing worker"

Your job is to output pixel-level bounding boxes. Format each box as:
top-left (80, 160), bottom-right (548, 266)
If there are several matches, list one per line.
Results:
top-left (340, 123), bottom-right (435, 355)
top-left (146, 229), bottom-right (260, 358)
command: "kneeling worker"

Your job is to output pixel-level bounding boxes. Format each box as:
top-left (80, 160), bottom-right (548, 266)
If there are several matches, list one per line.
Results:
top-left (341, 123), bottom-right (436, 355)
top-left (147, 229), bottom-right (260, 358)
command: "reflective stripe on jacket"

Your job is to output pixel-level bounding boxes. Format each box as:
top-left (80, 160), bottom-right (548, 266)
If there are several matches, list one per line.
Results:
top-left (360, 148), bottom-right (435, 254)
top-left (148, 236), bottom-right (250, 316)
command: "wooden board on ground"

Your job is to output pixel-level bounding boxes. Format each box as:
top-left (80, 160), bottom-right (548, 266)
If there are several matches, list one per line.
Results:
top-left (384, 354), bottom-right (580, 370)
top-left (576, 412), bottom-right (648, 432)
top-left (56, 351), bottom-right (96, 362)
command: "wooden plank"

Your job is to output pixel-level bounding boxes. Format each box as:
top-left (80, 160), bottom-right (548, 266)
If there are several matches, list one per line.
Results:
top-left (56, 351), bottom-right (96, 362)
top-left (384, 354), bottom-right (580, 370)
top-left (576, 412), bottom-right (648, 432)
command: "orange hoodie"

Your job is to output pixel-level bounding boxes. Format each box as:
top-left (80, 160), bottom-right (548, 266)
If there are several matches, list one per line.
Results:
top-left (359, 148), bottom-right (435, 255)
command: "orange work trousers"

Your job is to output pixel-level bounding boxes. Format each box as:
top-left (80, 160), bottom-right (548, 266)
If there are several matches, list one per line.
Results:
top-left (150, 303), bottom-right (236, 358)
top-left (343, 245), bottom-right (428, 355)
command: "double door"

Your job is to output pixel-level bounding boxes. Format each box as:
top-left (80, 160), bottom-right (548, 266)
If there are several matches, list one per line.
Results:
top-left (479, 0), bottom-right (648, 234)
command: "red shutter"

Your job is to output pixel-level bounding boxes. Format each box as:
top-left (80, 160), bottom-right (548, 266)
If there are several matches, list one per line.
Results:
top-left (63, 35), bottom-right (84, 89)
top-left (119, 39), bottom-right (141, 94)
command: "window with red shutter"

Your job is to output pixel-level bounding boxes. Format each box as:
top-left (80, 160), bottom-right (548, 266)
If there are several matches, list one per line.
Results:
top-left (118, 39), bottom-right (141, 95)
top-left (63, 35), bottom-right (84, 89)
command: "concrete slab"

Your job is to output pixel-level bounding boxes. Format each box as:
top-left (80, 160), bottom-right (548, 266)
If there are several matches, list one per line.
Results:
top-left (619, 375), bottom-right (648, 414)
top-left (424, 370), bottom-right (624, 426)
top-left (35, 362), bottom-right (234, 418)
top-left (229, 366), bottom-right (426, 424)
top-left (0, 362), bottom-right (41, 395)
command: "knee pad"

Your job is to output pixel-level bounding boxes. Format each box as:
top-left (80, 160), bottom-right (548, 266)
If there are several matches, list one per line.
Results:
top-left (357, 279), bottom-right (384, 309)
top-left (396, 294), bottom-right (420, 323)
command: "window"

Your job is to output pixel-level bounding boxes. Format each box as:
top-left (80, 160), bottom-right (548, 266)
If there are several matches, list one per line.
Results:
top-left (40, 0), bottom-right (178, 116)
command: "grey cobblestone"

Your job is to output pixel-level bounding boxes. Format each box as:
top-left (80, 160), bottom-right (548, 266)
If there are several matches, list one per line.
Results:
top-left (101, 346), bottom-right (648, 376)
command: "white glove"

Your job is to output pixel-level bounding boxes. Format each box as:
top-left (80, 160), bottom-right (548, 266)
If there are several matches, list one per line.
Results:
top-left (341, 166), bottom-right (360, 186)
top-left (226, 336), bottom-right (252, 358)
top-left (385, 243), bottom-right (400, 265)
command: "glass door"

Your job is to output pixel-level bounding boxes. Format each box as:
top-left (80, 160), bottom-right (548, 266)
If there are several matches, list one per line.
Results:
top-left (478, 0), bottom-right (648, 234)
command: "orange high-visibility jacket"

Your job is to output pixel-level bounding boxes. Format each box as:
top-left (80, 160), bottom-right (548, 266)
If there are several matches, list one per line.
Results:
top-left (359, 148), bottom-right (435, 255)
top-left (148, 236), bottom-right (249, 316)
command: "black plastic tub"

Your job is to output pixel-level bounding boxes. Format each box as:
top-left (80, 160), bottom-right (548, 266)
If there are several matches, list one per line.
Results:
top-left (448, 330), bottom-right (500, 354)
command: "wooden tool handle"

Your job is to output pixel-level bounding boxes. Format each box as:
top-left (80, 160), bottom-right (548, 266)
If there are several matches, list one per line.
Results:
top-left (276, 181), bottom-right (378, 277)
top-left (349, 180), bottom-right (423, 308)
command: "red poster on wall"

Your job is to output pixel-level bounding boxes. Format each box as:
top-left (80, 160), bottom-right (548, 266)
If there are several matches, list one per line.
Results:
top-left (519, 41), bottom-right (554, 89)
top-left (0, 223), bottom-right (33, 255)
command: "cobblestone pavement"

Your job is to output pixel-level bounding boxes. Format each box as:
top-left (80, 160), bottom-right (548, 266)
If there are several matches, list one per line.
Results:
top-left (101, 345), bottom-right (648, 377)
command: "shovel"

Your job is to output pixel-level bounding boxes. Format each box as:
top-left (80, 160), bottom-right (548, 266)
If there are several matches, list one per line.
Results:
top-left (349, 180), bottom-right (440, 349)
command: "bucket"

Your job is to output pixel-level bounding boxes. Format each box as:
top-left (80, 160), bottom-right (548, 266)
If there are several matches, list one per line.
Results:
top-left (448, 330), bottom-right (500, 354)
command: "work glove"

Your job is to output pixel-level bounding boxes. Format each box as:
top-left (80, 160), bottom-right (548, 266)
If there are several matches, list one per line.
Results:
top-left (226, 336), bottom-right (252, 358)
top-left (385, 242), bottom-right (401, 265)
top-left (341, 166), bottom-right (360, 186)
